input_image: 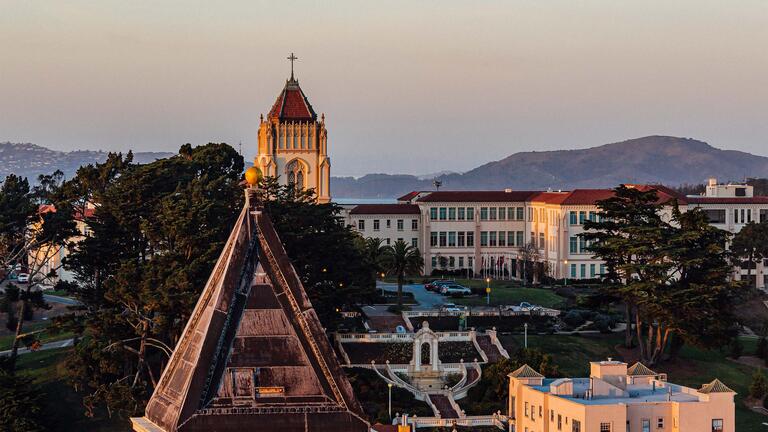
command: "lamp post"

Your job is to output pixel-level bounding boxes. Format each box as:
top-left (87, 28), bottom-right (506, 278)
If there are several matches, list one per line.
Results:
top-left (388, 382), bottom-right (393, 420)
top-left (380, 272), bottom-right (386, 297)
top-left (485, 277), bottom-right (491, 305)
top-left (524, 322), bottom-right (528, 348)
top-left (564, 259), bottom-right (568, 286)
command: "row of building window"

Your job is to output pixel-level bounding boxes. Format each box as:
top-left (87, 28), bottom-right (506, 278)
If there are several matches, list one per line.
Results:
top-left (357, 219), bottom-right (418, 231)
top-left (430, 231), bottom-right (475, 248)
top-left (377, 237), bottom-right (418, 247)
top-left (568, 210), bottom-right (602, 225)
top-left (276, 127), bottom-right (316, 150)
top-left (569, 236), bottom-right (593, 254)
top-left (430, 255), bottom-right (474, 269)
top-left (428, 206), bottom-right (528, 221)
top-left (479, 231), bottom-right (527, 247)
top-left (570, 263), bottom-right (605, 279)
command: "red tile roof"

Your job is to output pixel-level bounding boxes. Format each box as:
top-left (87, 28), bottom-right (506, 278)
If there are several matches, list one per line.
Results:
top-left (687, 196), bottom-right (768, 205)
top-left (350, 204), bottom-right (421, 215)
top-left (416, 190), bottom-right (540, 203)
top-left (38, 204), bottom-right (95, 220)
top-left (530, 191), bottom-right (571, 204)
top-left (268, 78), bottom-right (317, 122)
top-left (561, 189), bottom-right (616, 205)
top-left (397, 191), bottom-right (421, 202)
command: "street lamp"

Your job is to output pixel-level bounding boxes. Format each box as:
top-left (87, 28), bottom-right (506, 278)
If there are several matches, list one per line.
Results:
top-left (485, 277), bottom-right (491, 305)
top-left (388, 382), bottom-right (393, 420)
top-left (564, 259), bottom-right (568, 286)
top-left (380, 272), bottom-right (386, 297)
top-left (524, 322), bottom-right (528, 349)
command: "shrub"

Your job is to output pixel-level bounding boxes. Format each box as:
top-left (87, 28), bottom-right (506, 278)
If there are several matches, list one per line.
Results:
top-left (757, 336), bottom-right (768, 360)
top-left (750, 370), bottom-right (768, 399)
top-left (729, 339), bottom-right (743, 359)
top-left (563, 310), bottom-right (587, 328)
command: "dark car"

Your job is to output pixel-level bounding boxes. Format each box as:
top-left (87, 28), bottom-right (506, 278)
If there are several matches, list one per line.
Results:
top-left (425, 279), bottom-right (453, 292)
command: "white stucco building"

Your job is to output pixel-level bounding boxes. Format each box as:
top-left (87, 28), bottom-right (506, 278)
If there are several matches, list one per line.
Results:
top-left (342, 179), bottom-right (768, 288)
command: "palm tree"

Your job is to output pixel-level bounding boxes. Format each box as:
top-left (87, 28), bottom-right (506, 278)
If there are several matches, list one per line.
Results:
top-left (382, 240), bottom-right (424, 306)
top-left (364, 237), bottom-right (387, 276)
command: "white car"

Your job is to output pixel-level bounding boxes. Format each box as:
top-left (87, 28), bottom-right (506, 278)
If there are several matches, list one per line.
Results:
top-left (441, 284), bottom-right (472, 296)
top-left (441, 303), bottom-right (468, 313)
top-left (17, 273), bottom-right (29, 283)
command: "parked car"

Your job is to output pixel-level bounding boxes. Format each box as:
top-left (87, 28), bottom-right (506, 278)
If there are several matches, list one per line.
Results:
top-left (425, 279), bottom-right (453, 292)
top-left (440, 284), bottom-right (472, 296)
top-left (505, 302), bottom-right (542, 312)
top-left (17, 273), bottom-right (29, 283)
top-left (441, 303), bottom-right (467, 313)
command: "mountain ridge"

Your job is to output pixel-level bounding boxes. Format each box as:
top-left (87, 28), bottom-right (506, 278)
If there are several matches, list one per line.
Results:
top-left (0, 142), bottom-right (174, 182)
top-left (331, 136), bottom-right (768, 197)
top-left (3, 136), bottom-right (767, 198)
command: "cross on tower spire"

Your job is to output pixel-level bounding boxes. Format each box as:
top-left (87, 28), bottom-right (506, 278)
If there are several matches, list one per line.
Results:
top-left (287, 52), bottom-right (298, 80)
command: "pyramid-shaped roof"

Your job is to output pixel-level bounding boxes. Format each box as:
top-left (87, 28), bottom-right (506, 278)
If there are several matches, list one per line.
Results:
top-left (698, 379), bottom-right (736, 394)
top-left (627, 362), bottom-right (656, 376)
top-left (509, 364), bottom-right (545, 379)
top-left (132, 195), bottom-right (367, 431)
top-left (268, 78), bottom-right (317, 122)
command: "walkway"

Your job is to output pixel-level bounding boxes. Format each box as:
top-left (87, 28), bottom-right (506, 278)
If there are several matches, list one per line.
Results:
top-left (376, 281), bottom-right (445, 310)
top-left (476, 335), bottom-right (504, 362)
top-left (0, 338), bottom-right (74, 357)
top-left (428, 394), bottom-right (459, 418)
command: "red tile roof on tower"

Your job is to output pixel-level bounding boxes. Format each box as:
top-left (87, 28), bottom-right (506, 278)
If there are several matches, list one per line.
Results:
top-left (416, 190), bottom-right (540, 203)
top-left (350, 204), bottom-right (420, 215)
top-left (268, 78), bottom-right (317, 122)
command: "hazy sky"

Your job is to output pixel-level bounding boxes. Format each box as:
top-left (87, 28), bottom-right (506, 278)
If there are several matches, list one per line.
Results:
top-left (2, 1), bottom-right (767, 176)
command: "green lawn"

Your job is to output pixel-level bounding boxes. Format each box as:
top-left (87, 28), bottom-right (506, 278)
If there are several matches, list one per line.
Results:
top-left (17, 348), bottom-right (130, 431)
top-left (0, 320), bottom-right (75, 350)
top-left (453, 285), bottom-right (567, 309)
top-left (499, 333), bottom-right (765, 432)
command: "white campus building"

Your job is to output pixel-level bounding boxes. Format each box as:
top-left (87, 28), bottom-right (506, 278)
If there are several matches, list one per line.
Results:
top-left (343, 179), bottom-right (768, 288)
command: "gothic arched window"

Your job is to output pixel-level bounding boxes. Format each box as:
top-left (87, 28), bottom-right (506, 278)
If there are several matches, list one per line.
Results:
top-left (286, 160), bottom-right (305, 192)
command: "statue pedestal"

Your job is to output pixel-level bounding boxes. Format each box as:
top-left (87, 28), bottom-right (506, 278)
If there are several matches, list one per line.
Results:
top-left (409, 366), bottom-right (443, 391)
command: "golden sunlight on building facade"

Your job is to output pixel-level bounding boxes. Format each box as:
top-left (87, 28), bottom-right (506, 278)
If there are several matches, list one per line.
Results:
top-left (255, 55), bottom-right (331, 203)
top-left (507, 360), bottom-right (735, 432)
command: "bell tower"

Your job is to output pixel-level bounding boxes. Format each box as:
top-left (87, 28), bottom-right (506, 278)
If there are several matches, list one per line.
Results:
top-left (255, 53), bottom-right (331, 203)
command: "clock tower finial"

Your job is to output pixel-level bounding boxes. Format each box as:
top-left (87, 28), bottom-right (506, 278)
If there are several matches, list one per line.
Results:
top-left (287, 52), bottom-right (298, 81)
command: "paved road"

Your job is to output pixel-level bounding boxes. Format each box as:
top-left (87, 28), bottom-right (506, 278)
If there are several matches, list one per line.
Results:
top-left (0, 338), bottom-right (75, 357)
top-left (43, 294), bottom-right (82, 306)
top-left (376, 281), bottom-right (445, 310)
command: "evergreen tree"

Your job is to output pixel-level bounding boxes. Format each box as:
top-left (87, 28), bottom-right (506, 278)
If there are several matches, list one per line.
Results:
top-left (0, 370), bottom-right (46, 432)
top-left (256, 177), bottom-right (378, 326)
top-left (62, 143), bottom-right (244, 417)
top-left (583, 186), bottom-right (744, 364)
top-left (731, 221), bottom-right (768, 289)
top-left (582, 185), bottom-right (668, 349)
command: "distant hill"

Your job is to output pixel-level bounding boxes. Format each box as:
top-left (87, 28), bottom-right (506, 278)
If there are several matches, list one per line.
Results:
top-left (0, 142), bottom-right (173, 182)
top-left (331, 136), bottom-right (768, 198)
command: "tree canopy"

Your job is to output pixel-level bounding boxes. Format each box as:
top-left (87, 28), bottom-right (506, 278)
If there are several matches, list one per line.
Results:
top-left (582, 185), bottom-right (746, 364)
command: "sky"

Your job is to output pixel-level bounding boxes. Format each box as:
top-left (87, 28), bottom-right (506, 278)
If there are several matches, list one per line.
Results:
top-left (1, 1), bottom-right (767, 177)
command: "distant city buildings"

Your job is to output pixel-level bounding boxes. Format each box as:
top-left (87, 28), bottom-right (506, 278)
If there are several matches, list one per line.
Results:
top-left (344, 178), bottom-right (768, 288)
top-left (508, 360), bottom-right (735, 432)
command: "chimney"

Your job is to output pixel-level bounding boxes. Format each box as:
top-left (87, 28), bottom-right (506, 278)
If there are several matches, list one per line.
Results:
top-left (708, 177), bottom-right (717, 187)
